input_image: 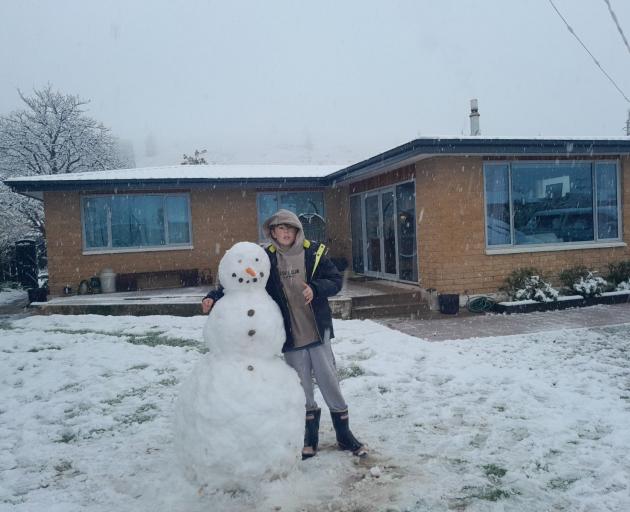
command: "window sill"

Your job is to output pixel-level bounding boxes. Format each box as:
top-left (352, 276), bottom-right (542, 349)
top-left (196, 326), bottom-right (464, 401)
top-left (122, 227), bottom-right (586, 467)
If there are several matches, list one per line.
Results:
top-left (486, 241), bottom-right (626, 255)
top-left (83, 245), bottom-right (194, 255)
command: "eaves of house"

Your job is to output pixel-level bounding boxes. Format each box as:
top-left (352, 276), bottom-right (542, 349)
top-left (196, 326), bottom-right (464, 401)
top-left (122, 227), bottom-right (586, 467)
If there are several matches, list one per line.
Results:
top-left (5, 137), bottom-right (630, 199)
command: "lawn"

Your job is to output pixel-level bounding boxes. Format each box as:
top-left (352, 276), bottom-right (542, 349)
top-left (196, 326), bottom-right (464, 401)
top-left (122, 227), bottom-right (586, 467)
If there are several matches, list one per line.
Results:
top-left (1, 314), bottom-right (629, 511)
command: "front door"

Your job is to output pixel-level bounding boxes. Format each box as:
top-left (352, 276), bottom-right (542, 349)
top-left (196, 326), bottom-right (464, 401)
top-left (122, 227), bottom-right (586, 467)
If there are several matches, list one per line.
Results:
top-left (364, 189), bottom-right (398, 279)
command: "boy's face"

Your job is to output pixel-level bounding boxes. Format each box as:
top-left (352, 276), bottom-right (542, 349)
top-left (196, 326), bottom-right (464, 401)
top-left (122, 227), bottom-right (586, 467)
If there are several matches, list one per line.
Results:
top-left (271, 224), bottom-right (298, 248)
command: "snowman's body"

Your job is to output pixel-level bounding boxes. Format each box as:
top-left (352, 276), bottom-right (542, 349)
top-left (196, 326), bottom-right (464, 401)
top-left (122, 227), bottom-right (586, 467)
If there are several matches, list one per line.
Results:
top-left (174, 242), bottom-right (304, 491)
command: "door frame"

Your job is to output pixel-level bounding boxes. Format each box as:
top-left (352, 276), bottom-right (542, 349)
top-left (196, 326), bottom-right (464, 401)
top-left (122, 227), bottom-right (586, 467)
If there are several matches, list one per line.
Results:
top-left (350, 179), bottom-right (417, 282)
top-left (362, 187), bottom-right (399, 280)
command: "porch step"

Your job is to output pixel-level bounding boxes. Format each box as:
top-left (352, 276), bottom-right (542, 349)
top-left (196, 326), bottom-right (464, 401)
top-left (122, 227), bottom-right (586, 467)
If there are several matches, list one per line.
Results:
top-left (351, 291), bottom-right (423, 308)
top-left (351, 301), bottom-right (430, 319)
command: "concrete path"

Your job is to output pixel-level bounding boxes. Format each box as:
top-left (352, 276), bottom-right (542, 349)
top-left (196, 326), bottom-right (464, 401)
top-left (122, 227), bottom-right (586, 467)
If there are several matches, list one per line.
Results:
top-left (375, 302), bottom-right (630, 341)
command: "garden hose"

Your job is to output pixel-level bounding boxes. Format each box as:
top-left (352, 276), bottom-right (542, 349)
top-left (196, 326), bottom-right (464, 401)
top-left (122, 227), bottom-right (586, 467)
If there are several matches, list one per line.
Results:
top-left (466, 295), bottom-right (497, 314)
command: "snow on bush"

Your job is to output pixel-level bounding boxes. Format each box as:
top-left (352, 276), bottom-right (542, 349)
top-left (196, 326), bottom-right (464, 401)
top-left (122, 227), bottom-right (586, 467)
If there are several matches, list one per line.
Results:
top-left (513, 275), bottom-right (559, 302)
top-left (616, 280), bottom-right (630, 291)
top-left (571, 271), bottom-right (608, 298)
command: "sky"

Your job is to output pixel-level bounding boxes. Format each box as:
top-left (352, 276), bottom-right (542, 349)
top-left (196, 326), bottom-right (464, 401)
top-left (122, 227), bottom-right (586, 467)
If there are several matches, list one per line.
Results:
top-left (1, 0), bottom-right (629, 167)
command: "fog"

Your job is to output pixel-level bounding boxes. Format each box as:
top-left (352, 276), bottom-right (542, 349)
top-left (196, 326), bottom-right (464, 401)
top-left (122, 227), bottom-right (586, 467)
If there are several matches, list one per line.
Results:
top-left (1, 0), bottom-right (629, 167)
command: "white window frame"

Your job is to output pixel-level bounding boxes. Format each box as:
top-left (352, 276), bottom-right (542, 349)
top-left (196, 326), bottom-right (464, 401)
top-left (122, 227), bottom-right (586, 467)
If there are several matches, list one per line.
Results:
top-left (81, 192), bottom-right (193, 254)
top-left (483, 159), bottom-right (625, 255)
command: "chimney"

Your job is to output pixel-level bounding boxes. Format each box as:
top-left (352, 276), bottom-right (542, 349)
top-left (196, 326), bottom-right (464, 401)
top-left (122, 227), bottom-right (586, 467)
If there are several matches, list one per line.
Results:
top-left (469, 98), bottom-right (480, 136)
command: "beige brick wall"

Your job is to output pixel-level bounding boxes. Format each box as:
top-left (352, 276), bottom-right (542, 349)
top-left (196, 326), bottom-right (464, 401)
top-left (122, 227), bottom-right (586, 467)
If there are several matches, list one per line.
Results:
top-left (44, 188), bottom-right (258, 296)
top-left (324, 187), bottom-right (351, 263)
top-left (415, 156), bottom-right (630, 294)
top-left (44, 186), bottom-right (347, 296)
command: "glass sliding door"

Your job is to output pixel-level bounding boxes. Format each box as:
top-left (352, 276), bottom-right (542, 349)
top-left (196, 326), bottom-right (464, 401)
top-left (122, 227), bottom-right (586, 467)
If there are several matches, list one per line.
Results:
top-left (365, 194), bottom-right (381, 273)
top-left (382, 190), bottom-right (397, 275)
top-left (350, 181), bottom-right (418, 282)
top-left (396, 182), bottom-right (417, 281)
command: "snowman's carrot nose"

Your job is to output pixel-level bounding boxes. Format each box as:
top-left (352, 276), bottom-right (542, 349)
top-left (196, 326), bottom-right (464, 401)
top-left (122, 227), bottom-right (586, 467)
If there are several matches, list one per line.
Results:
top-left (245, 267), bottom-right (257, 276)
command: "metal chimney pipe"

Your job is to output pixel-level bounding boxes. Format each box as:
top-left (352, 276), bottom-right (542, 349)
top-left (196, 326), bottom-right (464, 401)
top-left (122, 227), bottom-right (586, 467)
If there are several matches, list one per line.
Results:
top-left (469, 99), bottom-right (480, 136)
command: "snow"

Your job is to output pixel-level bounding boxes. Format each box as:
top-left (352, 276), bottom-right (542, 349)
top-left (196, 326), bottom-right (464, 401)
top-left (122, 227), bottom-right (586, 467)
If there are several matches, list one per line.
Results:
top-left (4, 164), bottom-right (342, 183)
top-left (0, 288), bottom-right (27, 305)
top-left (2, 314), bottom-right (629, 511)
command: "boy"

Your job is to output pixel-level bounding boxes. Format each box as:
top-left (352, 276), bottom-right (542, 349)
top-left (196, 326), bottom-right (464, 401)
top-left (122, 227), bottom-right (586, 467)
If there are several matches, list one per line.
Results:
top-left (203, 209), bottom-right (367, 459)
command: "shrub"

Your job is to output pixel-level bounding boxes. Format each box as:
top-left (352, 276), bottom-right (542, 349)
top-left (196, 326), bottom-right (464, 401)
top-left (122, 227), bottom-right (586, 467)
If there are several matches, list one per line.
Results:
top-left (559, 266), bottom-right (608, 298)
top-left (616, 280), bottom-right (630, 291)
top-left (558, 266), bottom-right (590, 289)
top-left (501, 267), bottom-right (542, 298)
top-left (606, 260), bottom-right (630, 286)
top-left (513, 275), bottom-right (559, 302)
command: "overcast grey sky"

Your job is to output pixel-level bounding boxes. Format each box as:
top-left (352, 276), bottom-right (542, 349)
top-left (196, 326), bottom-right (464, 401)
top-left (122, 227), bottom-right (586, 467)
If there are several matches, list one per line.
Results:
top-left (1, 0), bottom-right (629, 167)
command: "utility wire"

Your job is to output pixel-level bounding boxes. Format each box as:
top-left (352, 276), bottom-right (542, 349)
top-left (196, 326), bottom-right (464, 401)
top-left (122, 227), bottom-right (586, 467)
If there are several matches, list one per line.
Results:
top-left (603, 0), bottom-right (630, 56)
top-left (548, 0), bottom-right (630, 103)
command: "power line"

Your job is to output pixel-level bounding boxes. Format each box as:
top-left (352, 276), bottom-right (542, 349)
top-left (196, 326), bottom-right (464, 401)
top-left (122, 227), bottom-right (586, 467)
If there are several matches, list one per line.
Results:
top-left (602, 0), bottom-right (630, 56)
top-left (548, 0), bottom-right (630, 104)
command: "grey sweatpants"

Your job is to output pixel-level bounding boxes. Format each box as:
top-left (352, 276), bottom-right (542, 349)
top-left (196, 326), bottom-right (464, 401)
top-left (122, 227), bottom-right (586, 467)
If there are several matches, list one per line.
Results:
top-left (284, 333), bottom-right (348, 413)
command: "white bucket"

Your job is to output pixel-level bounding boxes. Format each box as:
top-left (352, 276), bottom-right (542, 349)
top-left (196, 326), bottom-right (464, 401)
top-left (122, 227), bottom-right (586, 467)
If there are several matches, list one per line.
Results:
top-left (100, 268), bottom-right (117, 293)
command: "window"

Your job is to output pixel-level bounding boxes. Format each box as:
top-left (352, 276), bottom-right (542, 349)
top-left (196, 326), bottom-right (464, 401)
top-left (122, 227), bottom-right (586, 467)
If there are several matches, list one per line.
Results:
top-left (484, 161), bottom-right (621, 249)
top-left (82, 193), bottom-right (192, 251)
top-left (257, 191), bottom-right (325, 241)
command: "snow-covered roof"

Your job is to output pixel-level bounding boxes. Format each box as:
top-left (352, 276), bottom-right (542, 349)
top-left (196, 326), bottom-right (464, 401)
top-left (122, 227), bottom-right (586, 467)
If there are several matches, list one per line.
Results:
top-left (5, 164), bottom-right (342, 183)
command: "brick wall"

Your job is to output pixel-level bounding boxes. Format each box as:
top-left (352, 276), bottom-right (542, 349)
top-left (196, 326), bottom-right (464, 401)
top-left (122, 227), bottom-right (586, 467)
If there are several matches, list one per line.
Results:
top-left (44, 186), bottom-right (349, 296)
top-left (415, 156), bottom-right (630, 294)
top-left (44, 188), bottom-right (258, 296)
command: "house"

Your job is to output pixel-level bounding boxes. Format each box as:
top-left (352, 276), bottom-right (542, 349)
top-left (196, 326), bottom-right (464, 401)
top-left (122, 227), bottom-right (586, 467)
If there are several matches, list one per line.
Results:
top-left (5, 137), bottom-right (630, 298)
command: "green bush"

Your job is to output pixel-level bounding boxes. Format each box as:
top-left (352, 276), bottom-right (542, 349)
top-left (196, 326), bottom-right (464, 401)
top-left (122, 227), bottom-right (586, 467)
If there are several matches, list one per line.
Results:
top-left (502, 268), bottom-right (559, 302)
top-left (606, 260), bottom-right (630, 286)
top-left (558, 266), bottom-right (590, 289)
top-left (501, 267), bottom-right (543, 298)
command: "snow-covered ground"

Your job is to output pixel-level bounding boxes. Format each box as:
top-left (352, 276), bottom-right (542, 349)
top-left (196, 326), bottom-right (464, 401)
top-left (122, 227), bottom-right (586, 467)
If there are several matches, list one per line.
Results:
top-left (0, 289), bottom-right (27, 306)
top-left (1, 314), bottom-right (629, 511)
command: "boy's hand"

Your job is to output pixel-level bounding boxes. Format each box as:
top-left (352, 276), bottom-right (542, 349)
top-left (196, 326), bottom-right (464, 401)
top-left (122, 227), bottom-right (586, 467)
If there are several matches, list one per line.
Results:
top-left (302, 282), bottom-right (314, 304)
top-left (202, 298), bottom-right (214, 314)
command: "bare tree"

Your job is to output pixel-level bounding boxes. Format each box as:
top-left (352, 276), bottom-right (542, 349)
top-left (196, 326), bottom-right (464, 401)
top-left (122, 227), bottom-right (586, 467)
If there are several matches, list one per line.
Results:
top-left (0, 85), bottom-right (131, 240)
top-left (181, 149), bottom-right (208, 165)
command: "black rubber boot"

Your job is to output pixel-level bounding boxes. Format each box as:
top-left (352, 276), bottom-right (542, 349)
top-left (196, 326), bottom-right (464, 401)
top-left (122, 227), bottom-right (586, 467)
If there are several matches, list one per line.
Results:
top-left (302, 408), bottom-right (321, 460)
top-left (330, 410), bottom-right (368, 457)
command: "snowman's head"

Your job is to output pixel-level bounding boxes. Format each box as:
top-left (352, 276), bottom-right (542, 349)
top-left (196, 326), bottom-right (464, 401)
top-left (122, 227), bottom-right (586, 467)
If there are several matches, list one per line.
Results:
top-left (218, 242), bottom-right (270, 292)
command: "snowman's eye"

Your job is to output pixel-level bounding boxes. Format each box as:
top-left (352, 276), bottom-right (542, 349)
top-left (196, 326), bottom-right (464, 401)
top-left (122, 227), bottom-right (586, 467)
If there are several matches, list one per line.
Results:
top-left (260, 272), bottom-right (264, 277)
top-left (238, 259), bottom-right (242, 263)
top-left (255, 258), bottom-right (259, 262)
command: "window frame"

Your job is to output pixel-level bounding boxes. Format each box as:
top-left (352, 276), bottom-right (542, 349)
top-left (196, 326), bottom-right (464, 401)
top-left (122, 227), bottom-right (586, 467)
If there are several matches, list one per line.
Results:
top-left (81, 192), bottom-right (193, 254)
top-left (483, 159), bottom-right (624, 254)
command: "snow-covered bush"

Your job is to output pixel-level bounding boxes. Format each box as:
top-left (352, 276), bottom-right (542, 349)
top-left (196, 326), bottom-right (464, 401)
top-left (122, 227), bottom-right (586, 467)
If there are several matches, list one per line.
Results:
top-left (607, 260), bottom-right (630, 288)
top-left (559, 266), bottom-right (608, 298)
top-left (513, 275), bottom-right (559, 303)
top-left (572, 272), bottom-right (608, 298)
top-left (616, 280), bottom-right (630, 291)
top-left (502, 267), bottom-right (558, 302)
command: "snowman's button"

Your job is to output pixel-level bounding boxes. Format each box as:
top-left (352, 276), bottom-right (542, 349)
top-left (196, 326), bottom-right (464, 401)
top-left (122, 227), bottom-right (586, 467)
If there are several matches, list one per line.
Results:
top-left (248, 329), bottom-right (256, 336)
top-left (247, 365), bottom-right (254, 371)
top-left (247, 309), bottom-right (255, 317)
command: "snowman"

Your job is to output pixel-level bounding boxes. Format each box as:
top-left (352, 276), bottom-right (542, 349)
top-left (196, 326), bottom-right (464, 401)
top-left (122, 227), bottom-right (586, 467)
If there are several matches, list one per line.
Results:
top-left (173, 242), bottom-right (304, 492)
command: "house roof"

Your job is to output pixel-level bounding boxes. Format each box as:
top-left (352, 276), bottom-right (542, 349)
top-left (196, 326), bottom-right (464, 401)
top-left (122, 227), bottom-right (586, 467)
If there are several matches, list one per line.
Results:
top-left (5, 137), bottom-right (630, 196)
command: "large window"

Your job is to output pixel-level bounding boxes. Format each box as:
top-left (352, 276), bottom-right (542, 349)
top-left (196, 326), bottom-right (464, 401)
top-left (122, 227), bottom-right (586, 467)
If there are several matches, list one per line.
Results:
top-left (82, 193), bottom-right (192, 251)
top-left (257, 191), bottom-right (325, 241)
top-left (484, 161), bottom-right (621, 249)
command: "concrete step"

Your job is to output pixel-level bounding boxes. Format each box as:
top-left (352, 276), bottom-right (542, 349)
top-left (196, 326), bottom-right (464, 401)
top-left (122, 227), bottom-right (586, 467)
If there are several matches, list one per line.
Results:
top-left (351, 291), bottom-right (423, 307)
top-left (351, 301), bottom-right (430, 319)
